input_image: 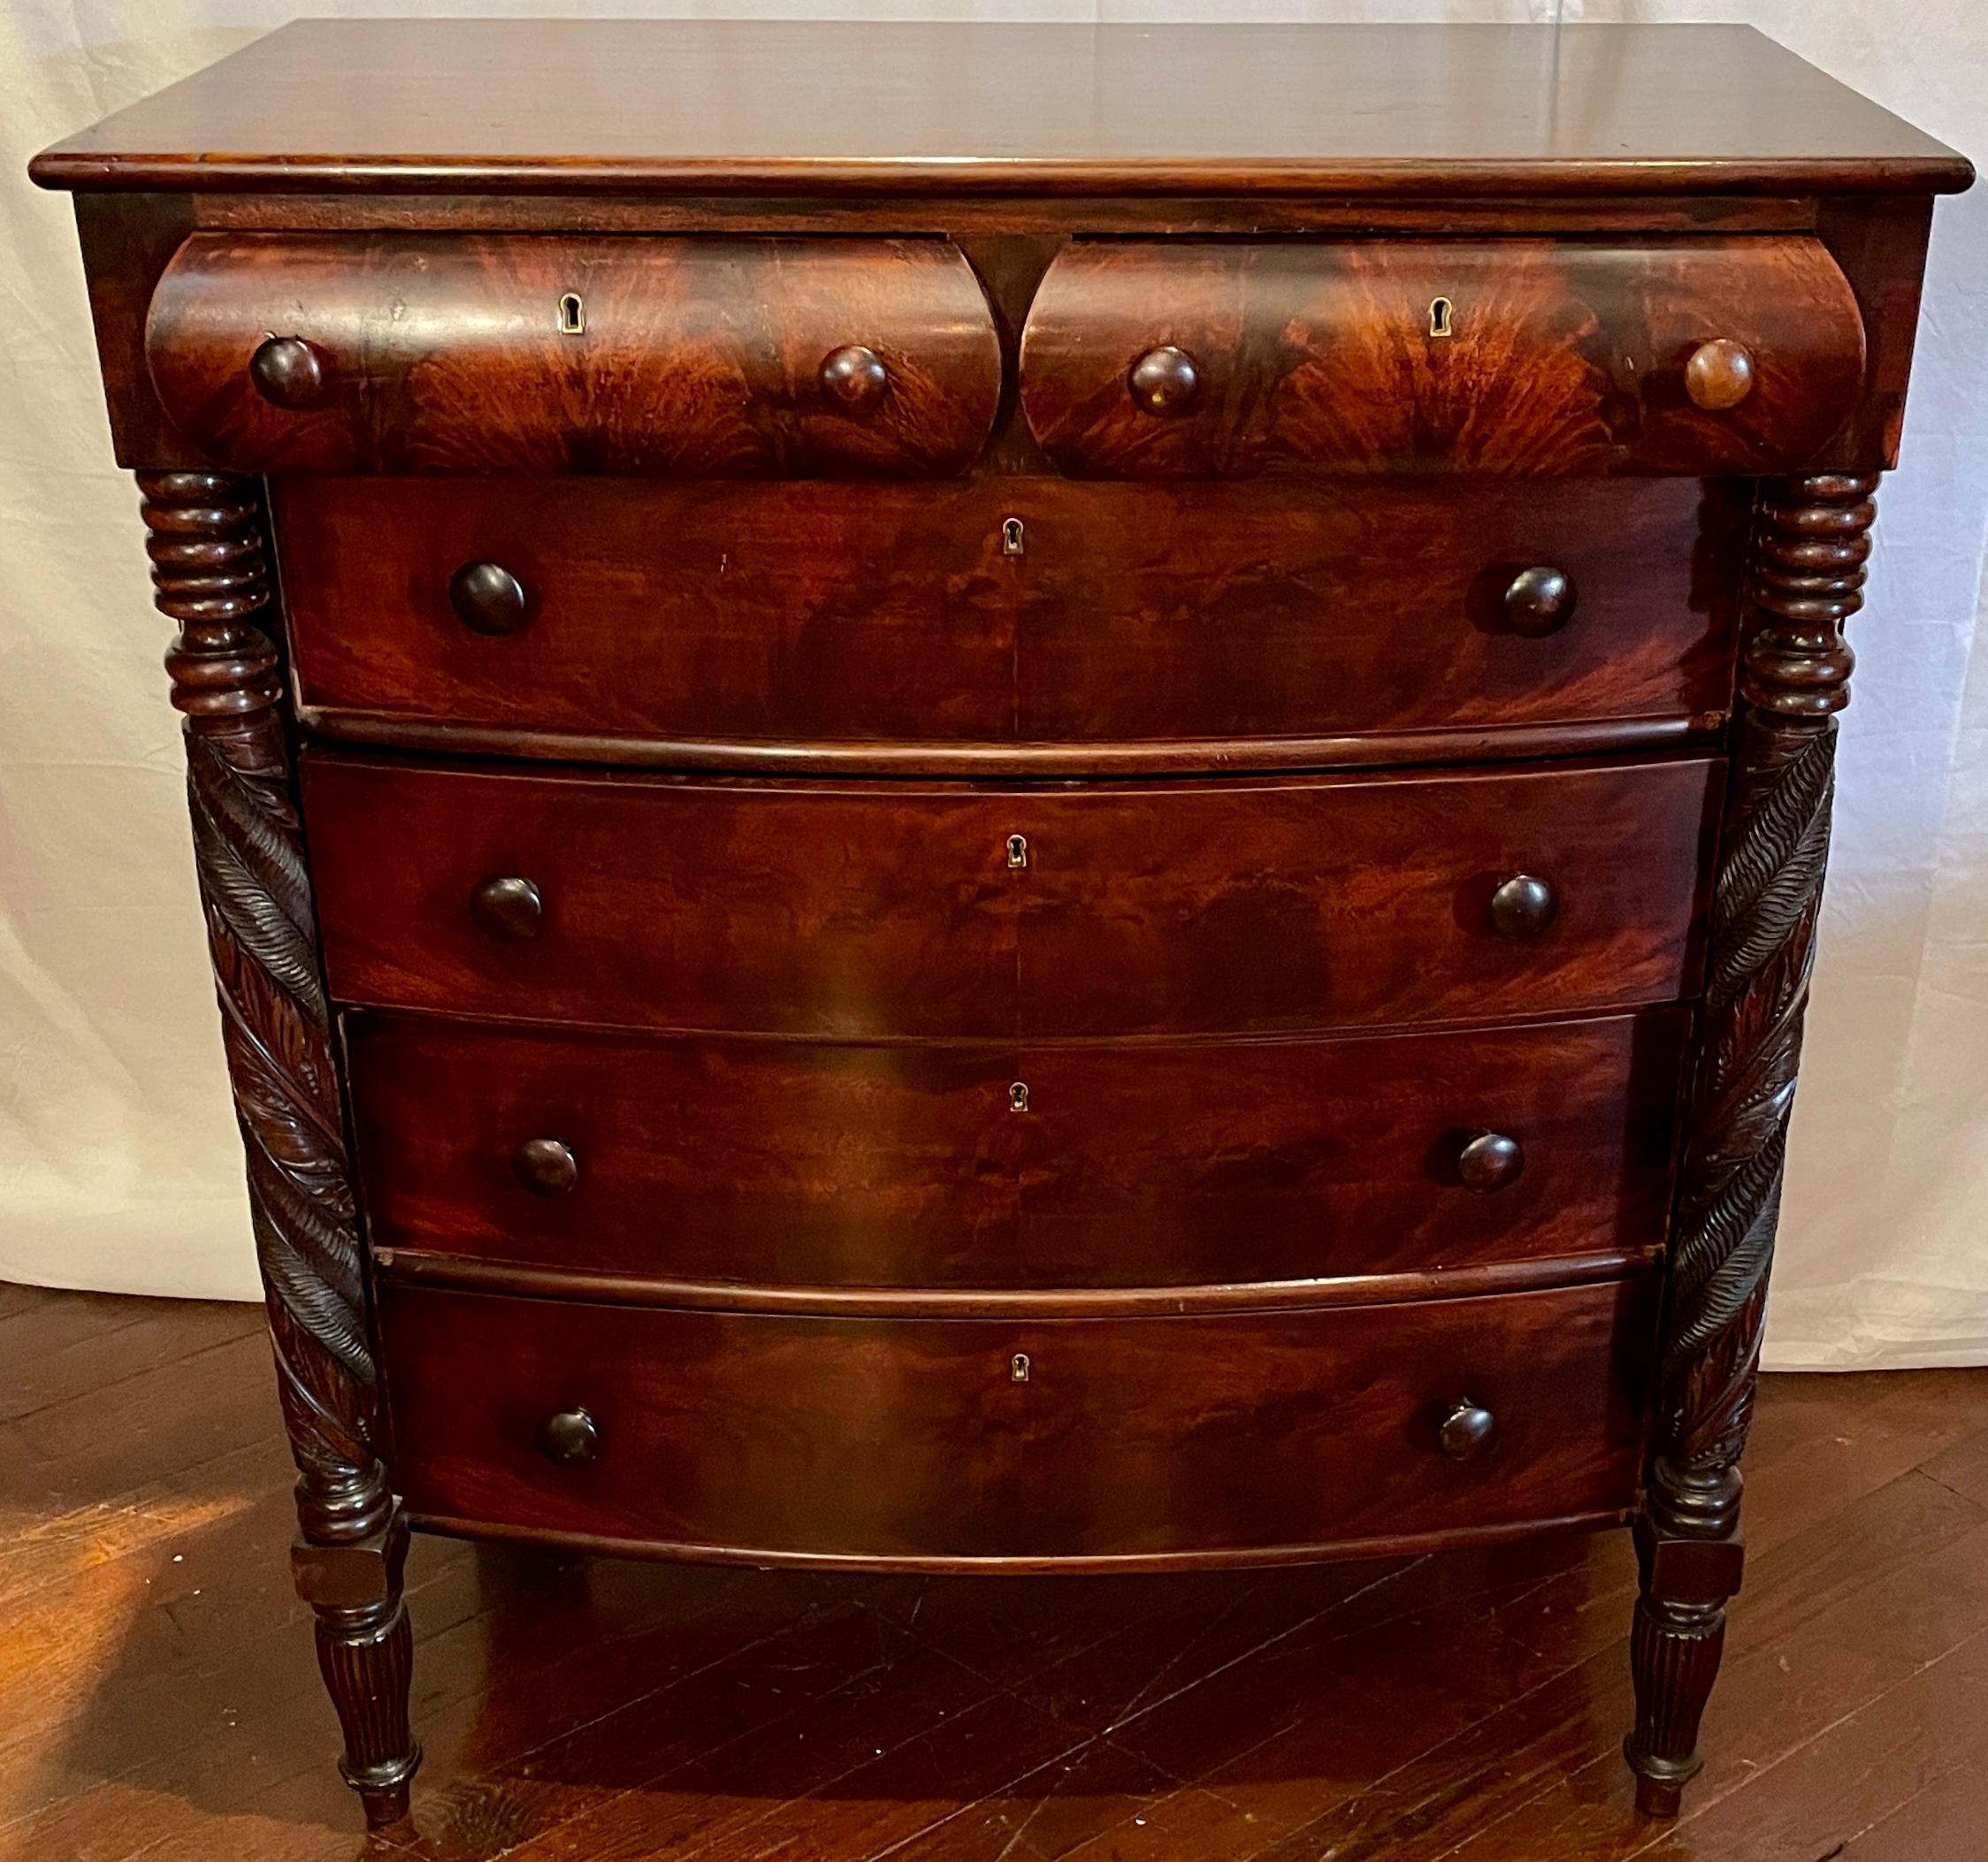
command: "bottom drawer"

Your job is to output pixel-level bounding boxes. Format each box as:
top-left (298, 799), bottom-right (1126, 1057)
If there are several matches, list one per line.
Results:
top-left (379, 1279), bottom-right (1656, 1567)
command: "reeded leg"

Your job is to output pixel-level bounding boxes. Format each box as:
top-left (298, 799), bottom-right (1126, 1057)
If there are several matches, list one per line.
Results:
top-left (1625, 1514), bottom-right (1745, 1816)
top-left (297, 1507), bottom-right (420, 1827)
top-left (1625, 472), bottom-right (1877, 1816)
top-left (142, 468), bottom-right (420, 1824)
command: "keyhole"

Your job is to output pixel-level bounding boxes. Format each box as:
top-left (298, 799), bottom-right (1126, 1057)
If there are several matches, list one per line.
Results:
top-left (1006, 834), bottom-right (1028, 869)
top-left (558, 293), bottom-right (585, 335)
top-left (1008, 1081), bottom-right (1030, 1113)
top-left (1011, 1354), bottom-right (1031, 1383)
top-left (1429, 296), bottom-right (1455, 339)
top-left (1001, 516), bottom-right (1026, 557)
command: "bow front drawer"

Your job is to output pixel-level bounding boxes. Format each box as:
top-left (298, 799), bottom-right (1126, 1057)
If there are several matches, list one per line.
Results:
top-left (348, 1008), bottom-right (1686, 1291)
top-left (274, 475), bottom-right (1740, 765)
top-left (377, 1277), bottom-right (1658, 1564)
top-left (301, 753), bottom-right (1719, 1039)
top-left (1020, 237), bottom-right (1866, 477)
top-left (144, 233), bottom-right (1003, 475)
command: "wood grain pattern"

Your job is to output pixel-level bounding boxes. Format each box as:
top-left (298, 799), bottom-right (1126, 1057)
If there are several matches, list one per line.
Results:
top-left (146, 233), bottom-right (1002, 476)
top-left (1021, 238), bottom-right (1867, 477)
top-left (302, 753), bottom-right (1721, 1041)
top-left (376, 1277), bottom-right (1658, 1565)
top-left (139, 468), bottom-right (419, 1823)
top-left (273, 475), bottom-right (1743, 758)
top-left (344, 1008), bottom-right (1686, 1291)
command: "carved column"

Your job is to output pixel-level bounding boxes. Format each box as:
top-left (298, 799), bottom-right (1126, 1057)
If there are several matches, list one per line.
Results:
top-left (141, 469), bottom-right (420, 1826)
top-left (1625, 470), bottom-right (1877, 1816)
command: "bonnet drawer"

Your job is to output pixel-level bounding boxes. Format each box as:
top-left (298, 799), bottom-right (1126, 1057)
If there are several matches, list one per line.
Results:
top-left (144, 233), bottom-right (1003, 476)
top-left (1019, 236), bottom-right (1866, 477)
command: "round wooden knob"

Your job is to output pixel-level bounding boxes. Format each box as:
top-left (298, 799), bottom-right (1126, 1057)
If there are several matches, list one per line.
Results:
top-left (513, 1137), bottom-right (578, 1196)
top-left (1128, 346), bottom-right (1201, 417)
top-left (1684, 339), bottom-right (1755, 411)
top-left (1489, 874), bottom-right (1559, 941)
top-left (1502, 566), bottom-right (1577, 637)
top-left (470, 875), bottom-right (543, 942)
top-left (820, 344), bottom-right (890, 414)
top-left (448, 561), bottom-right (531, 636)
top-left (248, 336), bottom-right (330, 409)
top-left (538, 1408), bottom-right (600, 1465)
top-left (1457, 1131), bottom-right (1525, 1193)
top-left (1439, 1400), bottom-right (1499, 1462)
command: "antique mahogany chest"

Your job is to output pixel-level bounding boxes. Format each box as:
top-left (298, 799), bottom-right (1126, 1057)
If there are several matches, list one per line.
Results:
top-left (32, 18), bottom-right (1971, 1830)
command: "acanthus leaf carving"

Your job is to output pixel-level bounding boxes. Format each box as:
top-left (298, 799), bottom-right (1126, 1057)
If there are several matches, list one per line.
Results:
top-left (140, 468), bottom-right (386, 1543)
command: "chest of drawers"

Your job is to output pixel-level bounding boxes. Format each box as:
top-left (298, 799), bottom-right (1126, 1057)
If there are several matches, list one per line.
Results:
top-left (32, 17), bottom-right (1970, 1833)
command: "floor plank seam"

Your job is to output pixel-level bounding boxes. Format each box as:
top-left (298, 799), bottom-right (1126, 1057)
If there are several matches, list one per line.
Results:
top-left (1089, 1558), bottom-right (1434, 1748)
top-left (6, 1325), bottom-right (274, 1433)
top-left (467, 1606), bottom-right (982, 1862)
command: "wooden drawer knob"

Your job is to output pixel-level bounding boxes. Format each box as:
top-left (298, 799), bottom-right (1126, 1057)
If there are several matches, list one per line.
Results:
top-left (1457, 1131), bottom-right (1525, 1192)
top-left (470, 875), bottom-right (543, 942)
top-left (538, 1408), bottom-right (600, 1465)
top-left (1439, 1400), bottom-right (1499, 1462)
top-left (1128, 346), bottom-right (1201, 416)
top-left (449, 561), bottom-right (531, 636)
top-left (513, 1137), bottom-right (578, 1196)
top-left (820, 344), bottom-right (890, 414)
top-left (1502, 566), bottom-right (1577, 637)
top-left (1488, 874), bottom-right (1559, 941)
top-left (248, 335), bottom-right (331, 409)
top-left (1684, 339), bottom-right (1756, 411)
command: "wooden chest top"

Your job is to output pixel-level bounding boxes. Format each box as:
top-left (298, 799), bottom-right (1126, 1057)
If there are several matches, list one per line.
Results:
top-left (30, 19), bottom-right (1970, 199)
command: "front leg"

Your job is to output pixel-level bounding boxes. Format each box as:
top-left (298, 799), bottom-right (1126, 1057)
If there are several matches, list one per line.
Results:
top-left (143, 469), bottom-right (421, 1826)
top-left (1626, 471), bottom-right (1876, 1816)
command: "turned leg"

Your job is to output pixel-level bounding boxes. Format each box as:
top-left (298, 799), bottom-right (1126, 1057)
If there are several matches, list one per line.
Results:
top-left (1626, 471), bottom-right (1877, 1817)
top-left (296, 1508), bottom-right (420, 1826)
top-left (1625, 1508), bottom-right (1746, 1816)
top-left (143, 469), bottom-right (421, 1824)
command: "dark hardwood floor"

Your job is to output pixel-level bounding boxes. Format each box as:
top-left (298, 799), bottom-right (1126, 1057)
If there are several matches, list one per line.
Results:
top-left (4, 1278), bottom-right (1987, 1862)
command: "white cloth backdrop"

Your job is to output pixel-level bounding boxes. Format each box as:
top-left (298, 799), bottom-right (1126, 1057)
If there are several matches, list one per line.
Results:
top-left (3, 1), bottom-right (1984, 1367)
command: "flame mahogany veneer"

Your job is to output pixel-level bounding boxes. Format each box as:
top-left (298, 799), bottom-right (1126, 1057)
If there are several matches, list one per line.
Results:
top-left (31, 15), bottom-right (1970, 1831)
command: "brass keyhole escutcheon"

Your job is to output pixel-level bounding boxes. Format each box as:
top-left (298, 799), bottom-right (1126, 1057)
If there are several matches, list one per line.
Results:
top-left (1429, 296), bottom-right (1455, 338)
top-left (1001, 516), bottom-right (1026, 556)
top-left (1008, 1081), bottom-right (1030, 1113)
top-left (557, 292), bottom-right (585, 335)
top-left (1006, 834), bottom-right (1028, 869)
top-left (1011, 1354), bottom-right (1031, 1383)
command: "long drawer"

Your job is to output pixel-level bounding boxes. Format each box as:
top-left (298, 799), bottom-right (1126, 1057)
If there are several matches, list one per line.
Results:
top-left (303, 753), bottom-right (1720, 1040)
top-left (274, 476), bottom-right (1741, 762)
top-left (378, 1278), bottom-right (1658, 1565)
top-left (347, 1008), bottom-right (1686, 1290)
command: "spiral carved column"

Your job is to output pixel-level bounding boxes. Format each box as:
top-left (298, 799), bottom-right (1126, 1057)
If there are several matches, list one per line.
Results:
top-left (1625, 471), bottom-right (1877, 1816)
top-left (141, 469), bottom-right (420, 1826)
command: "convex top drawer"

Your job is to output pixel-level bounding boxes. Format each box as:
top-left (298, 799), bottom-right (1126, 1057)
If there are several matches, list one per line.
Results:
top-left (1020, 237), bottom-right (1867, 477)
top-left (143, 232), bottom-right (1866, 480)
top-left (145, 233), bottom-right (1003, 475)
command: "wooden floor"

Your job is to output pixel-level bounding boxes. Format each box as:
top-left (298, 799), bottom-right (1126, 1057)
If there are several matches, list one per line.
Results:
top-left (5, 1283), bottom-right (1988, 1862)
